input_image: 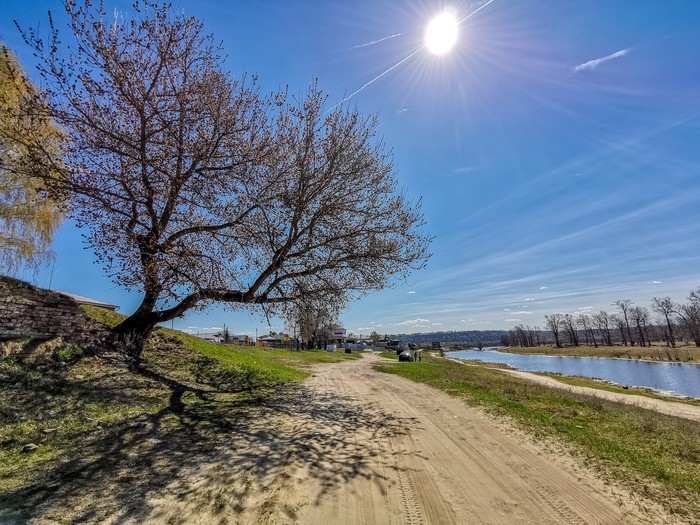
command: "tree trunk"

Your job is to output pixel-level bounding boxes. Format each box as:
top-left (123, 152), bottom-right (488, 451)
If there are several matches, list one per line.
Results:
top-left (112, 309), bottom-right (159, 365)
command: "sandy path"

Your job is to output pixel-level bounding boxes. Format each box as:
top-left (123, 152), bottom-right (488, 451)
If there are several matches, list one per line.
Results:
top-left (122, 353), bottom-right (683, 525)
top-left (280, 353), bottom-right (674, 525)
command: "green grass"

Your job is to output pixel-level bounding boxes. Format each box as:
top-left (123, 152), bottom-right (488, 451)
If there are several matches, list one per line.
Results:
top-left (374, 354), bottom-right (700, 518)
top-left (536, 372), bottom-right (700, 407)
top-left (0, 306), bottom-right (361, 519)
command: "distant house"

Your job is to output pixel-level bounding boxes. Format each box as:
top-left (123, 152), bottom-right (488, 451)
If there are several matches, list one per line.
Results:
top-left (57, 290), bottom-right (119, 311)
top-left (332, 325), bottom-right (347, 341)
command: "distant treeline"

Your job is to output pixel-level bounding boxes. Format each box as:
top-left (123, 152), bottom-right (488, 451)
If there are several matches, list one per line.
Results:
top-left (502, 286), bottom-right (700, 348)
top-left (388, 330), bottom-right (507, 345)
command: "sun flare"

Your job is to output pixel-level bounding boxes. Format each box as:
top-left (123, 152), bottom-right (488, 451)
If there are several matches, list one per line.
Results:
top-left (425, 12), bottom-right (459, 55)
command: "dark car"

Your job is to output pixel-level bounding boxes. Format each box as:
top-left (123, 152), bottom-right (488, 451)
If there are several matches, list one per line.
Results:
top-left (398, 351), bottom-right (414, 362)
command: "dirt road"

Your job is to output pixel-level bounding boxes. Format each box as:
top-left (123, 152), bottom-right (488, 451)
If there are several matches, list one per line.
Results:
top-left (113, 353), bottom-right (682, 524)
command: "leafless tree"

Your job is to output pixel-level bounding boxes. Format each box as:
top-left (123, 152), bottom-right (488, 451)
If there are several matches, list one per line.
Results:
top-left (18, 1), bottom-right (431, 361)
top-left (651, 296), bottom-right (677, 347)
top-left (630, 306), bottom-right (651, 347)
top-left (613, 299), bottom-right (635, 346)
top-left (592, 310), bottom-right (613, 346)
top-left (674, 288), bottom-right (700, 347)
top-left (283, 294), bottom-right (339, 350)
top-left (560, 314), bottom-right (579, 346)
top-left (611, 314), bottom-right (627, 346)
top-left (544, 313), bottom-right (563, 347)
top-left (577, 314), bottom-right (597, 347)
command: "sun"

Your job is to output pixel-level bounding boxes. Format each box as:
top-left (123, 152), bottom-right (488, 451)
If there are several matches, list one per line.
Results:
top-left (425, 12), bottom-right (459, 55)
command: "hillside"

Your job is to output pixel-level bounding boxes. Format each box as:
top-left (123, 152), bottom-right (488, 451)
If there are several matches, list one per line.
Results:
top-left (0, 306), bottom-right (360, 523)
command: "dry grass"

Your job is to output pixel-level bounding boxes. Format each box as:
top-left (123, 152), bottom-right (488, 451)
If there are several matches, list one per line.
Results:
top-left (505, 344), bottom-right (700, 362)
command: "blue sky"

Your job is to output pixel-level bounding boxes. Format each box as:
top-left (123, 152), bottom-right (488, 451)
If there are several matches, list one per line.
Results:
top-left (3, 0), bottom-right (700, 337)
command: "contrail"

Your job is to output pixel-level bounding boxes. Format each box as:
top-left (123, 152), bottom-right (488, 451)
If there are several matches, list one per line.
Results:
top-left (329, 47), bottom-right (422, 110)
top-left (331, 0), bottom-right (498, 109)
top-left (351, 33), bottom-right (402, 50)
top-left (459, 0), bottom-right (497, 23)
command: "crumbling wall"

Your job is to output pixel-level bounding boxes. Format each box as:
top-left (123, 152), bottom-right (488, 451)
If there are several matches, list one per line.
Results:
top-left (0, 276), bottom-right (109, 350)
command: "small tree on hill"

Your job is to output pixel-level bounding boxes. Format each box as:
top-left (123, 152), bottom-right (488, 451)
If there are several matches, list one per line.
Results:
top-left (18, 1), bottom-right (430, 362)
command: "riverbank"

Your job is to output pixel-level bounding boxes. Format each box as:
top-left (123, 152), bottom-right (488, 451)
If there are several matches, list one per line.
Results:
top-left (375, 354), bottom-right (700, 520)
top-left (502, 344), bottom-right (700, 362)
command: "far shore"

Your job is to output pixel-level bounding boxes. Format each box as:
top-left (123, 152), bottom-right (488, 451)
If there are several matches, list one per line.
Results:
top-left (455, 343), bottom-right (700, 363)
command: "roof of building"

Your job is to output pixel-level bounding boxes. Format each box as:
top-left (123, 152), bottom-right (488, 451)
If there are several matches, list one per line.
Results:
top-left (56, 290), bottom-right (119, 311)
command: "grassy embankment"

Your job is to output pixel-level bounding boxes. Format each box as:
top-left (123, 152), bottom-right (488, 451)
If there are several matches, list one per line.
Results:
top-left (375, 354), bottom-right (700, 519)
top-left (0, 306), bottom-right (360, 519)
top-left (534, 373), bottom-right (700, 408)
top-left (503, 344), bottom-right (700, 362)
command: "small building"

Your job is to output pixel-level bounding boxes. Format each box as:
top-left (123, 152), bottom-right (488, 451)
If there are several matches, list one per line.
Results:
top-left (332, 325), bottom-right (347, 340)
top-left (57, 290), bottom-right (119, 311)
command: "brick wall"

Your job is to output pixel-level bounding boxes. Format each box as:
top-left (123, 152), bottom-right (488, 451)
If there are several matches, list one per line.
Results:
top-left (0, 276), bottom-right (110, 350)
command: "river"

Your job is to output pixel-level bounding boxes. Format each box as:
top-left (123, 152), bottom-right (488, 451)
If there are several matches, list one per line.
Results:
top-left (448, 349), bottom-right (700, 399)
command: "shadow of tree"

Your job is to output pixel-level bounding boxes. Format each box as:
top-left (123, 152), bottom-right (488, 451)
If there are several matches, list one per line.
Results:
top-left (1, 366), bottom-right (415, 524)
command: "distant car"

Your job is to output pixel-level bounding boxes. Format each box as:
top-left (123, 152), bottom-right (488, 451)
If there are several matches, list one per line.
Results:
top-left (398, 351), bottom-right (414, 362)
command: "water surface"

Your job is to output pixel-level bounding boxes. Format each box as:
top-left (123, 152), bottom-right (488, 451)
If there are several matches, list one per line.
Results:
top-left (448, 349), bottom-right (700, 399)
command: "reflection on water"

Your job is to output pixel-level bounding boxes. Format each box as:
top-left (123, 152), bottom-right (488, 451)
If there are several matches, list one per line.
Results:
top-left (448, 349), bottom-right (700, 399)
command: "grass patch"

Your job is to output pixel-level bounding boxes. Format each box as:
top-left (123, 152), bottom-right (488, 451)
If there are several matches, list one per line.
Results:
top-left (536, 373), bottom-right (700, 407)
top-left (504, 344), bottom-right (700, 362)
top-left (374, 355), bottom-right (700, 518)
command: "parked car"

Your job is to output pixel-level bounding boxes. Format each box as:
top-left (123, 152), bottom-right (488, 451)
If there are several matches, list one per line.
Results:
top-left (398, 351), bottom-right (414, 362)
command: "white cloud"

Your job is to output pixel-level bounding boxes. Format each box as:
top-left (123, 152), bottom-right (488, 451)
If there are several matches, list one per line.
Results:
top-left (505, 318), bottom-right (522, 323)
top-left (504, 308), bottom-right (511, 312)
top-left (396, 318), bottom-right (432, 326)
top-left (572, 49), bottom-right (629, 73)
top-left (648, 280), bottom-right (663, 285)
top-left (539, 286), bottom-right (548, 290)
top-left (511, 311), bottom-right (533, 315)
top-left (433, 322), bottom-right (444, 327)
top-left (407, 291), bottom-right (417, 294)
top-left (577, 306), bottom-right (594, 313)
top-left (524, 297), bottom-right (535, 302)
top-left (453, 166), bottom-right (480, 174)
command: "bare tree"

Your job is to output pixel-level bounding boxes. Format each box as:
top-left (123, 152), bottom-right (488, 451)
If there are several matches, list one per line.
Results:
top-left (613, 299), bottom-right (635, 346)
top-left (674, 288), bottom-right (700, 347)
top-left (544, 313), bottom-right (563, 348)
top-left (630, 306), bottom-right (651, 347)
top-left (18, 1), bottom-right (431, 361)
top-left (577, 314), bottom-right (597, 347)
top-left (651, 296), bottom-right (677, 347)
top-left (611, 314), bottom-right (627, 346)
top-left (283, 295), bottom-right (339, 350)
top-left (561, 314), bottom-right (579, 346)
top-left (592, 310), bottom-right (613, 346)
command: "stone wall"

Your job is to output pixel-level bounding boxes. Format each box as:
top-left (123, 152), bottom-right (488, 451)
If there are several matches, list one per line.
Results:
top-left (0, 276), bottom-right (110, 350)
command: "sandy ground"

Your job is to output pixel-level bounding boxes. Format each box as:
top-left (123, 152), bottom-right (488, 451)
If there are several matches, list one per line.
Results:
top-left (112, 353), bottom-right (685, 525)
